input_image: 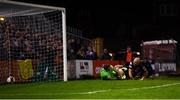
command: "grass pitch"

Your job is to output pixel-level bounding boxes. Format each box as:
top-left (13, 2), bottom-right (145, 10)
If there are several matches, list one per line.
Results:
top-left (0, 76), bottom-right (180, 99)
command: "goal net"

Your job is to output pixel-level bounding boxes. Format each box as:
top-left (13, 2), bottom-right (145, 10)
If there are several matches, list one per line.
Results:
top-left (0, 0), bottom-right (67, 84)
top-left (141, 40), bottom-right (178, 75)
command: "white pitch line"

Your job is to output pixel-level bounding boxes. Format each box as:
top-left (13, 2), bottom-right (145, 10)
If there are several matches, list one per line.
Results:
top-left (78, 89), bottom-right (111, 94)
top-left (0, 89), bottom-right (111, 96)
top-left (1, 82), bottom-right (180, 96)
top-left (126, 82), bottom-right (180, 91)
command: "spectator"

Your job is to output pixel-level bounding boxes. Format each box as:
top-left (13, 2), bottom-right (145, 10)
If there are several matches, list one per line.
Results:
top-left (100, 48), bottom-right (112, 60)
top-left (76, 47), bottom-right (86, 59)
top-left (125, 46), bottom-right (133, 66)
top-left (85, 46), bottom-right (97, 60)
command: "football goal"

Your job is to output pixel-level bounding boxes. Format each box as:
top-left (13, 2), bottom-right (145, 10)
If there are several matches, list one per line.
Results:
top-left (0, 0), bottom-right (67, 84)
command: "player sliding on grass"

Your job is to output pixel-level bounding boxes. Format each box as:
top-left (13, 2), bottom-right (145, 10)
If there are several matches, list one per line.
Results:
top-left (100, 64), bottom-right (128, 80)
top-left (100, 57), bottom-right (152, 80)
top-left (128, 57), bottom-right (150, 80)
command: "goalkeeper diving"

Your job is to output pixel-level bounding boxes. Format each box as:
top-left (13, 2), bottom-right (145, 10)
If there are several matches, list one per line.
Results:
top-left (100, 57), bottom-right (153, 80)
top-left (100, 64), bottom-right (128, 80)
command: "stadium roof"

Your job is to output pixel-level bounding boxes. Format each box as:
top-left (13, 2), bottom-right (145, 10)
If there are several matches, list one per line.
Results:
top-left (0, 0), bottom-right (65, 17)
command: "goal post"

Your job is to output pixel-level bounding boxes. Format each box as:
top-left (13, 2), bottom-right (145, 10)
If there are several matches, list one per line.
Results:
top-left (0, 0), bottom-right (67, 83)
top-left (62, 10), bottom-right (67, 81)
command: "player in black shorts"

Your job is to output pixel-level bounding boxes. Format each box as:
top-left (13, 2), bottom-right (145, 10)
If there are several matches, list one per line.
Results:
top-left (128, 57), bottom-right (149, 80)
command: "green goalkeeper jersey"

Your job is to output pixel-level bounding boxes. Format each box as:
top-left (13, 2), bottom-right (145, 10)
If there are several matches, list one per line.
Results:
top-left (100, 68), bottom-right (117, 80)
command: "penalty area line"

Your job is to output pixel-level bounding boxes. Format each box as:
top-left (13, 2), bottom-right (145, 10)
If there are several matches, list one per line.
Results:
top-left (74, 89), bottom-right (111, 94)
top-left (1, 82), bottom-right (180, 96)
top-left (0, 89), bottom-right (111, 96)
top-left (126, 82), bottom-right (180, 91)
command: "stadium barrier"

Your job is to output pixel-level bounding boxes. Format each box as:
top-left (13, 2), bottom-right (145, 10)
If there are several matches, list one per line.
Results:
top-left (0, 59), bottom-right (177, 83)
top-left (67, 60), bottom-right (121, 79)
top-left (154, 62), bottom-right (176, 73)
top-left (1, 59), bottom-right (178, 83)
top-left (75, 60), bottom-right (93, 79)
top-left (67, 60), bottom-right (76, 79)
top-left (0, 60), bottom-right (38, 83)
top-left (0, 61), bottom-right (9, 83)
top-left (0, 60), bottom-right (122, 83)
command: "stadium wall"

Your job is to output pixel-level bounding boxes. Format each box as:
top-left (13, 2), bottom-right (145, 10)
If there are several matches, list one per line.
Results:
top-left (0, 60), bottom-right (122, 83)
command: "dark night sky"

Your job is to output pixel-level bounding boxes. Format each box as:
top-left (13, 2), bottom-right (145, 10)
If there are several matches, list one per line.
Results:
top-left (13, 0), bottom-right (152, 34)
top-left (12, 0), bottom-right (180, 51)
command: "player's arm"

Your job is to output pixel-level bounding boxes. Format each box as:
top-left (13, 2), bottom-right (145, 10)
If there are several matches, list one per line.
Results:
top-left (113, 65), bottom-right (123, 73)
top-left (128, 62), bottom-right (133, 79)
top-left (114, 65), bottom-right (123, 68)
top-left (140, 66), bottom-right (148, 80)
top-left (128, 68), bottom-right (133, 79)
top-left (109, 65), bottom-right (114, 70)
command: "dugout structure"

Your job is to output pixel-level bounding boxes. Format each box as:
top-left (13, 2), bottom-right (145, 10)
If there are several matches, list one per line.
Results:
top-left (0, 0), bottom-right (67, 84)
top-left (141, 39), bottom-right (178, 74)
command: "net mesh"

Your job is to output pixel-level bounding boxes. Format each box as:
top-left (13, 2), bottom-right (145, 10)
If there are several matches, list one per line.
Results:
top-left (141, 40), bottom-right (177, 74)
top-left (0, 9), bottom-right (64, 84)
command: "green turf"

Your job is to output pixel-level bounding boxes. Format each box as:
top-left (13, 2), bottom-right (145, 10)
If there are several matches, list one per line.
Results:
top-left (0, 76), bottom-right (180, 99)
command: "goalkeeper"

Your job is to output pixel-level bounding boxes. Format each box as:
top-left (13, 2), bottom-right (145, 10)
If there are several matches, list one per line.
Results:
top-left (100, 64), bottom-right (127, 80)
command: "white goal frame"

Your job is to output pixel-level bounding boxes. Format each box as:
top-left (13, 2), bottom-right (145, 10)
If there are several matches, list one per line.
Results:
top-left (0, 0), bottom-right (67, 81)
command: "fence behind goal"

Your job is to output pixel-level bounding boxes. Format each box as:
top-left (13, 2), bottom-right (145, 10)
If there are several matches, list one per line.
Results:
top-left (0, 1), bottom-right (67, 84)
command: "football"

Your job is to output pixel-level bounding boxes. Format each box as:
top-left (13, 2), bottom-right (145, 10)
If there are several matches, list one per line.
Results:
top-left (121, 75), bottom-right (126, 79)
top-left (7, 77), bottom-right (11, 83)
top-left (7, 76), bottom-right (15, 83)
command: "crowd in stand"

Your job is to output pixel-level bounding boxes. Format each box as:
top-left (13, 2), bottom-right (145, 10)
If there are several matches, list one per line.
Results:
top-left (0, 20), bottom-right (98, 62)
top-left (0, 19), bottom-right (139, 62)
top-left (67, 36), bottom-right (97, 60)
top-left (0, 23), bottom-right (61, 61)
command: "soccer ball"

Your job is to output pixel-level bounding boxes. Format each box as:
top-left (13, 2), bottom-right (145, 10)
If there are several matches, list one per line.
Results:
top-left (121, 75), bottom-right (126, 79)
top-left (7, 76), bottom-right (15, 83)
